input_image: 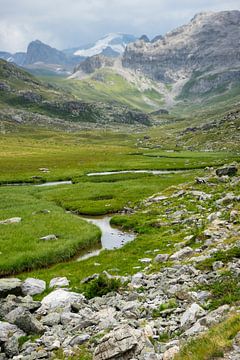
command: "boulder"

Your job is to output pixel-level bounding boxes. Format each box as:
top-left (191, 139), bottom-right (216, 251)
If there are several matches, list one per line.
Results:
top-left (38, 289), bottom-right (85, 313)
top-left (0, 279), bottom-right (22, 298)
top-left (21, 278), bottom-right (46, 296)
top-left (216, 166), bottom-right (238, 177)
top-left (0, 321), bottom-right (25, 342)
top-left (14, 313), bottom-right (45, 335)
top-left (93, 324), bottom-right (153, 360)
top-left (180, 303), bottom-right (206, 328)
top-left (49, 277), bottom-right (69, 288)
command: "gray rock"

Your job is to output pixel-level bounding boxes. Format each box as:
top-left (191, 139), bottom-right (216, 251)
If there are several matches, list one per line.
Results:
top-left (49, 277), bottom-right (69, 288)
top-left (14, 313), bottom-right (45, 335)
top-left (0, 278), bottom-right (22, 298)
top-left (184, 321), bottom-right (207, 337)
top-left (0, 321), bottom-right (25, 342)
top-left (40, 234), bottom-right (58, 241)
top-left (163, 346), bottom-right (179, 360)
top-left (21, 278), bottom-right (46, 296)
top-left (200, 305), bottom-right (230, 326)
top-left (93, 324), bottom-right (151, 360)
top-left (216, 166), bottom-right (238, 177)
top-left (3, 336), bottom-right (19, 358)
top-left (139, 258), bottom-right (152, 263)
top-left (69, 334), bottom-right (90, 346)
top-left (154, 254), bottom-right (169, 263)
top-left (180, 303), bottom-right (206, 328)
top-left (0, 217), bottom-right (21, 225)
top-left (212, 261), bottom-right (224, 271)
top-left (41, 312), bottom-right (61, 326)
top-left (170, 247), bottom-right (194, 261)
top-left (38, 289), bottom-right (85, 313)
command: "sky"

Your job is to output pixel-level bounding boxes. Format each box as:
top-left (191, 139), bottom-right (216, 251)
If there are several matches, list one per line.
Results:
top-left (0, 0), bottom-right (239, 53)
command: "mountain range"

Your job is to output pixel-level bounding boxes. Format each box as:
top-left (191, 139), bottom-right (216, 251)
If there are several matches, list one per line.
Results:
top-left (0, 10), bottom-right (239, 133)
top-left (0, 33), bottom-right (137, 76)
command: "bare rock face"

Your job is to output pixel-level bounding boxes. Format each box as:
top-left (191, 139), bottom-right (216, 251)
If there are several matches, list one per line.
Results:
top-left (123, 11), bottom-right (240, 83)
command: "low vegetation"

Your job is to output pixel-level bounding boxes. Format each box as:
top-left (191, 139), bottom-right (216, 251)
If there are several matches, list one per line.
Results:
top-left (174, 313), bottom-right (240, 360)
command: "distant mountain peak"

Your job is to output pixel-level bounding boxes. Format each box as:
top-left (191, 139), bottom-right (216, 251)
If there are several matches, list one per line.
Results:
top-left (73, 33), bottom-right (137, 57)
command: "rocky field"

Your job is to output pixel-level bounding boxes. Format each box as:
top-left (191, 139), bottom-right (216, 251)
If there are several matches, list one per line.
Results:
top-left (1, 165), bottom-right (240, 360)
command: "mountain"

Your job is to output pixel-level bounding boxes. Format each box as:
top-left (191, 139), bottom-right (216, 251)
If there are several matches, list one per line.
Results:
top-left (0, 59), bottom-right (150, 129)
top-left (122, 10), bottom-right (240, 100)
top-left (71, 33), bottom-right (137, 58)
top-left (68, 11), bottom-right (239, 110)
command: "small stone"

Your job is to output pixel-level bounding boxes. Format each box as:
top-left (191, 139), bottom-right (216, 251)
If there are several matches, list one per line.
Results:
top-left (212, 261), bottom-right (224, 271)
top-left (49, 277), bottom-right (69, 288)
top-left (154, 254), bottom-right (169, 263)
top-left (170, 247), bottom-right (194, 261)
top-left (40, 234), bottom-right (58, 241)
top-left (139, 258), bottom-right (152, 263)
top-left (0, 217), bottom-right (21, 225)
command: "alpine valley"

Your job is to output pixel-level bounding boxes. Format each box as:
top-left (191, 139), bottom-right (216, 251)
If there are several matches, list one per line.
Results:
top-left (0, 9), bottom-right (240, 360)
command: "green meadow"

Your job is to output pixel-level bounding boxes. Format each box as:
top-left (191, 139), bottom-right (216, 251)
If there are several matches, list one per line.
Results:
top-left (0, 128), bottom-right (239, 281)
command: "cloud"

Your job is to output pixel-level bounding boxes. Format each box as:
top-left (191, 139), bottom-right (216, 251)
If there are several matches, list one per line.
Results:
top-left (0, 0), bottom-right (239, 52)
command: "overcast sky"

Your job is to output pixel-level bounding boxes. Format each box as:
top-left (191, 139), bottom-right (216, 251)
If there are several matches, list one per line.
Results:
top-left (0, 0), bottom-right (239, 53)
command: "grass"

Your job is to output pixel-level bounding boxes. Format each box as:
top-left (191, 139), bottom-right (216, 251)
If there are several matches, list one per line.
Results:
top-left (0, 186), bottom-right (100, 275)
top-left (174, 313), bottom-right (240, 360)
top-left (40, 68), bottom-right (164, 112)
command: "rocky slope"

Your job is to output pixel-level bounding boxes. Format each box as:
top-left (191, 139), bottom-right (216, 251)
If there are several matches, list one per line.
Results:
top-left (123, 11), bottom-right (240, 82)
top-left (0, 165), bottom-right (240, 359)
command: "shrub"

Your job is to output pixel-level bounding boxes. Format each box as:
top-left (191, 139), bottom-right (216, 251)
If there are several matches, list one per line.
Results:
top-left (84, 273), bottom-right (121, 299)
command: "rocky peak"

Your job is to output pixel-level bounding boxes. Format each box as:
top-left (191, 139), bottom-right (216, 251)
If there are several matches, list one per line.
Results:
top-left (24, 40), bottom-right (68, 66)
top-left (122, 10), bottom-right (240, 83)
top-left (73, 55), bottom-right (115, 75)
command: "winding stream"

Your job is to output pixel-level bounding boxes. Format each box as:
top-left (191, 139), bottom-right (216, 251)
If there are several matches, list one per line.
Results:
top-left (77, 215), bottom-right (135, 261)
top-left (2, 168), bottom-right (185, 261)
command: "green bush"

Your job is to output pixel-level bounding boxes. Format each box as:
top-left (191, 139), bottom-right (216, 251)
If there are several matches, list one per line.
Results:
top-left (84, 274), bottom-right (121, 299)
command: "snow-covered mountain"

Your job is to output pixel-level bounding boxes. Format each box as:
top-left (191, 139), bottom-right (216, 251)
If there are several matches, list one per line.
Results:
top-left (72, 33), bottom-right (137, 58)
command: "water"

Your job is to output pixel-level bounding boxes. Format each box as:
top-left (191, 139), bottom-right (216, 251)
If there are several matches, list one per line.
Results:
top-left (77, 215), bottom-right (135, 261)
top-left (87, 169), bottom-right (184, 176)
top-left (35, 181), bottom-right (72, 187)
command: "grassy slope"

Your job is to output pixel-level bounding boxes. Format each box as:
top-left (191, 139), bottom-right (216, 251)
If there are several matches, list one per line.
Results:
top-left (40, 68), bottom-right (164, 112)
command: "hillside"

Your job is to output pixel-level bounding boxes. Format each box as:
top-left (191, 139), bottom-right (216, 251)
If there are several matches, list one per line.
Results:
top-left (0, 59), bottom-right (151, 130)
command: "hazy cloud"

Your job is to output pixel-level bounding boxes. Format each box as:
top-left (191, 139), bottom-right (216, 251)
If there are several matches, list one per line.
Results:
top-left (0, 0), bottom-right (239, 52)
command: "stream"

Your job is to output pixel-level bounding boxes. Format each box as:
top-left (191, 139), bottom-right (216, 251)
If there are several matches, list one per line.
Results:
top-left (77, 215), bottom-right (135, 261)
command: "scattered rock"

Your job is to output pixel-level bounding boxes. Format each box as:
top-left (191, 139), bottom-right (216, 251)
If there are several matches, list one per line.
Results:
top-left (216, 166), bottom-right (238, 177)
top-left (40, 234), bottom-right (58, 241)
top-left (49, 277), bottom-right (69, 288)
top-left (0, 279), bottom-right (22, 298)
top-left (21, 278), bottom-right (46, 296)
top-left (170, 247), bottom-right (194, 261)
top-left (0, 217), bottom-right (21, 225)
top-left (163, 346), bottom-right (180, 360)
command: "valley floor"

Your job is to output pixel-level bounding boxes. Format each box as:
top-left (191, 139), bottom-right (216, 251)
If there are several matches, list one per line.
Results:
top-left (0, 128), bottom-right (240, 359)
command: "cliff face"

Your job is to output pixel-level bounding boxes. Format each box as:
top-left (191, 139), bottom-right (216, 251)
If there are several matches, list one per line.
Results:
top-left (122, 11), bottom-right (240, 83)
